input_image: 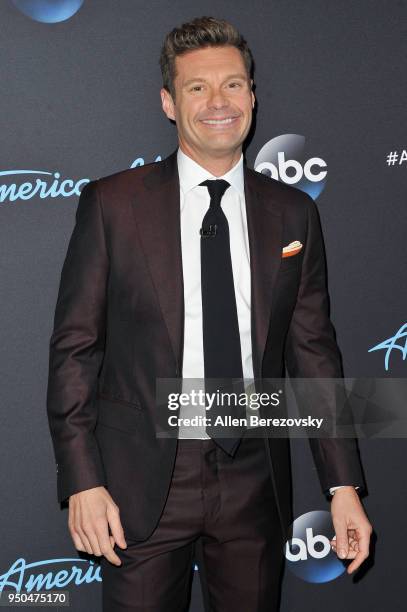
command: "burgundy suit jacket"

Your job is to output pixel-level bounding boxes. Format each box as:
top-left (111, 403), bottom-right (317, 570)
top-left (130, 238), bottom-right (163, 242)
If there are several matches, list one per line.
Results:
top-left (46, 147), bottom-right (365, 541)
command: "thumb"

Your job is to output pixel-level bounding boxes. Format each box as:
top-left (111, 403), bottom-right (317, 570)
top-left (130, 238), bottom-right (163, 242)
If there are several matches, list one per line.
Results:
top-left (333, 519), bottom-right (349, 559)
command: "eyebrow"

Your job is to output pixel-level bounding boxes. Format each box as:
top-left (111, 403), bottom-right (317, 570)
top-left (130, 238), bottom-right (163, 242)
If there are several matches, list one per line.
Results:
top-left (182, 74), bottom-right (248, 88)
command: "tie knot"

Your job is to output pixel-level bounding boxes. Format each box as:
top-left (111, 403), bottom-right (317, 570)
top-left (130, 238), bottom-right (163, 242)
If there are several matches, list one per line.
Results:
top-left (199, 179), bottom-right (230, 206)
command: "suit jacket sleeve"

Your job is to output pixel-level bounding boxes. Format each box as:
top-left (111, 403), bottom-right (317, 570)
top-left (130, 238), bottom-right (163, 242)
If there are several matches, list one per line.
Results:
top-left (46, 180), bottom-right (108, 503)
top-left (284, 194), bottom-right (366, 494)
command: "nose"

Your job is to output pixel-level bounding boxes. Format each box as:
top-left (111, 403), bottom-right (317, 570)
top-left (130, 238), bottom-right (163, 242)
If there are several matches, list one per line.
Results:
top-left (207, 87), bottom-right (230, 110)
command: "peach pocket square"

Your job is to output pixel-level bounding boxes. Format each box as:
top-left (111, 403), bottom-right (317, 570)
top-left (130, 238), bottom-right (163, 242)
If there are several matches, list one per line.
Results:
top-left (282, 240), bottom-right (303, 258)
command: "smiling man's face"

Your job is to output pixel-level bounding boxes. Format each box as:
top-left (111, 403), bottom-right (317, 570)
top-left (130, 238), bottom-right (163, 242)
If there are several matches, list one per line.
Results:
top-left (161, 45), bottom-right (255, 168)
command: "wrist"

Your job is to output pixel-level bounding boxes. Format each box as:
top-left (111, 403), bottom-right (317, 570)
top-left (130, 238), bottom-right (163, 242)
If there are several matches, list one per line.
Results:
top-left (331, 486), bottom-right (358, 496)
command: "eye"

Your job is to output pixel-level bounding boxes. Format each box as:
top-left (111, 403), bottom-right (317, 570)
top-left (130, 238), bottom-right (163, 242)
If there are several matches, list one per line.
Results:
top-left (228, 82), bottom-right (240, 88)
top-left (190, 85), bottom-right (204, 92)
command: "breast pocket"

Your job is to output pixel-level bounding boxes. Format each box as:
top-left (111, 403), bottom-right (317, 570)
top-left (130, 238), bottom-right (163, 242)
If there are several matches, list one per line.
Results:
top-left (279, 254), bottom-right (302, 275)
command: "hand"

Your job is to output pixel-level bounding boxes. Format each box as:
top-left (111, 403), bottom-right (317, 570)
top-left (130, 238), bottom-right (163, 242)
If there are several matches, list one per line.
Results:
top-left (330, 486), bottom-right (372, 574)
top-left (68, 486), bottom-right (127, 566)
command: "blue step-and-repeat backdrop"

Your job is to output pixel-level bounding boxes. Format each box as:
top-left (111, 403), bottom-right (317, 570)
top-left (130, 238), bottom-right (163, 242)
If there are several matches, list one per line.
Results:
top-left (1, 1), bottom-right (406, 610)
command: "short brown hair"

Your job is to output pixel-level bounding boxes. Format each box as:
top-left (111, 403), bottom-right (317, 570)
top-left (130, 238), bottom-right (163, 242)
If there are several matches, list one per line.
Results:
top-left (159, 16), bottom-right (254, 102)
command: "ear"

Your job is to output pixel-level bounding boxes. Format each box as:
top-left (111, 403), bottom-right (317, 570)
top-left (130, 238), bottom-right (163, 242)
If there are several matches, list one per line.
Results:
top-left (250, 80), bottom-right (255, 108)
top-left (160, 88), bottom-right (176, 121)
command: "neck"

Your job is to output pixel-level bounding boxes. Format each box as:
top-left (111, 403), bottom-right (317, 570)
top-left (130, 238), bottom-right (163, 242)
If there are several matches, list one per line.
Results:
top-left (178, 142), bottom-right (242, 177)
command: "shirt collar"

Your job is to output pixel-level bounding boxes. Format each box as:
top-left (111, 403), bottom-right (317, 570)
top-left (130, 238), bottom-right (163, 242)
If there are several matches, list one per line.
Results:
top-left (177, 146), bottom-right (244, 197)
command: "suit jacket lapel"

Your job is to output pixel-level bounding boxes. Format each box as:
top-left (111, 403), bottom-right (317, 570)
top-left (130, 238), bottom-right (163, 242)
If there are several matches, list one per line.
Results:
top-left (131, 148), bottom-right (283, 379)
top-left (132, 148), bottom-right (184, 374)
top-left (244, 166), bottom-right (283, 379)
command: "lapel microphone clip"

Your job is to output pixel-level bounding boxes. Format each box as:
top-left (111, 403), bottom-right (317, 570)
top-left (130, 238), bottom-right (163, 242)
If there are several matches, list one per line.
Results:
top-left (200, 224), bottom-right (217, 238)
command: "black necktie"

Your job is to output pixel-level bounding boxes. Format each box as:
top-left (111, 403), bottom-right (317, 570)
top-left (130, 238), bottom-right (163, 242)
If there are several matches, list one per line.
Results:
top-left (199, 179), bottom-right (246, 456)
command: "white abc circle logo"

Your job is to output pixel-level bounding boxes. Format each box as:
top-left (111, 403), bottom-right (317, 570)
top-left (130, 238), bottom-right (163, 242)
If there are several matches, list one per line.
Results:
top-left (256, 152), bottom-right (327, 184)
top-left (285, 527), bottom-right (331, 561)
top-left (254, 134), bottom-right (328, 199)
top-left (285, 510), bottom-right (346, 583)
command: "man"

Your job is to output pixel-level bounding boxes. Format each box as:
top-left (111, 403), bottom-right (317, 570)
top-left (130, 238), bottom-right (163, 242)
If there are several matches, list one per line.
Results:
top-left (46, 16), bottom-right (372, 611)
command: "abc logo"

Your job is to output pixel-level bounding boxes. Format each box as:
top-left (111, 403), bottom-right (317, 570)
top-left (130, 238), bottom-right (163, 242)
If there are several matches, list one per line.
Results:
top-left (12, 0), bottom-right (84, 23)
top-left (286, 527), bottom-right (331, 561)
top-left (285, 511), bottom-right (347, 583)
top-left (254, 134), bottom-right (327, 200)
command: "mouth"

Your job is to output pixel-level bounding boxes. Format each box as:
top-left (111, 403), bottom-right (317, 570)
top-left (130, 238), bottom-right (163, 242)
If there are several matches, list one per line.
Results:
top-left (200, 115), bottom-right (241, 127)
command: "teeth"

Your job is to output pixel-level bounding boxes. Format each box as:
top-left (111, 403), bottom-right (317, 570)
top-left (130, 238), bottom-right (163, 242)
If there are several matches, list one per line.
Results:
top-left (202, 117), bottom-right (236, 124)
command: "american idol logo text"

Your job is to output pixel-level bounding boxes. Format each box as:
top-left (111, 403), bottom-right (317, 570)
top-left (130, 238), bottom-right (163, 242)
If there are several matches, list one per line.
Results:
top-left (130, 155), bottom-right (162, 168)
top-left (0, 171), bottom-right (89, 203)
top-left (285, 511), bottom-right (346, 583)
top-left (1, 156), bottom-right (162, 204)
top-left (368, 323), bottom-right (407, 371)
top-left (0, 557), bottom-right (100, 593)
top-left (254, 134), bottom-right (327, 199)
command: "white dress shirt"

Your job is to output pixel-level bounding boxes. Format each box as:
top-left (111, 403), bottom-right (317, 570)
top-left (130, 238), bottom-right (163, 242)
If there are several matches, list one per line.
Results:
top-left (176, 146), bottom-right (351, 496)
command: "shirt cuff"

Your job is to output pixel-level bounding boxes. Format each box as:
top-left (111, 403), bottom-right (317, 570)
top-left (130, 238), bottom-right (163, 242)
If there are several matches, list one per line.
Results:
top-left (329, 485), bottom-right (360, 495)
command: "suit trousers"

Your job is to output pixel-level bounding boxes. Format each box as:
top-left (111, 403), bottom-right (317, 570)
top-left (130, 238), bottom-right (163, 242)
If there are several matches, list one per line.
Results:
top-left (100, 432), bottom-right (286, 611)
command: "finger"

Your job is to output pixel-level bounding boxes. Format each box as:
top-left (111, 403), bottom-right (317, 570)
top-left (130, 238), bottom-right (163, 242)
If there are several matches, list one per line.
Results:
top-left (349, 538), bottom-right (359, 552)
top-left (347, 529), bottom-right (371, 573)
top-left (68, 513), bottom-right (87, 552)
top-left (344, 549), bottom-right (358, 559)
top-left (78, 512), bottom-right (104, 557)
top-left (94, 519), bottom-right (122, 566)
top-left (74, 502), bottom-right (94, 555)
top-left (70, 528), bottom-right (87, 552)
top-left (331, 541), bottom-right (358, 557)
top-left (331, 542), bottom-right (359, 559)
top-left (332, 534), bottom-right (359, 548)
top-left (107, 505), bottom-right (127, 549)
top-left (332, 519), bottom-right (349, 559)
top-left (84, 525), bottom-right (102, 557)
top-left (76, 525), bottom-right (94, 555)
top-left (348, 550), bottom-right (365, 573)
